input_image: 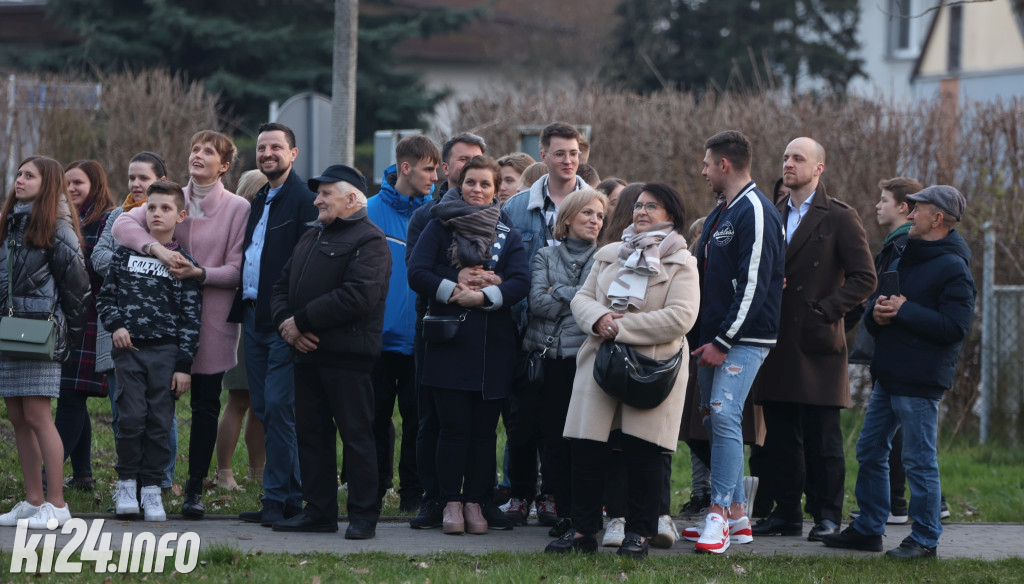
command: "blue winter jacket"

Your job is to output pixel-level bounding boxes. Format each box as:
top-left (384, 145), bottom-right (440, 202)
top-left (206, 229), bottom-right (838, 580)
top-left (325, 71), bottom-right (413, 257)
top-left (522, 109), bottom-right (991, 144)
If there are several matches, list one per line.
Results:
top-left (692, 182), bottom-right (785, 352)
top-left (366, 164), bottom-right (430, 355)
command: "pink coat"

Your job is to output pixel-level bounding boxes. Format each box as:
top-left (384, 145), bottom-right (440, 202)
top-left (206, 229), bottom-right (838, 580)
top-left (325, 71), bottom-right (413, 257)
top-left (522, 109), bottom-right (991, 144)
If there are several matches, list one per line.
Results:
top-left (112, 179), bottom-right (250, 375)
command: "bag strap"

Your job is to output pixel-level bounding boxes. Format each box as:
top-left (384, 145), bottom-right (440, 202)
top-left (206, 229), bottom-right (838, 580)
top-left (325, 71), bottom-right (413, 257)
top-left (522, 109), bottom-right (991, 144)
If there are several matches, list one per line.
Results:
top-left (539, 315), bottom-right (568, 357)
top-left (482, 222), bottom-right (511, 271)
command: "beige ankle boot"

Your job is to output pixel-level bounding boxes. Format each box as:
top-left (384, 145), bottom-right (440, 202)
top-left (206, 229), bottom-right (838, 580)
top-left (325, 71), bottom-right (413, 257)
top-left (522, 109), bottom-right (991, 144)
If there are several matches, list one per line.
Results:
top-left (463, 502), bottom-right (488, 535)
top-left (216, 468), bottom-right (240, 491)
top-left (442, 501), bottom-right (464, 535)
top-left (248, 466), bottom-right (264, 484)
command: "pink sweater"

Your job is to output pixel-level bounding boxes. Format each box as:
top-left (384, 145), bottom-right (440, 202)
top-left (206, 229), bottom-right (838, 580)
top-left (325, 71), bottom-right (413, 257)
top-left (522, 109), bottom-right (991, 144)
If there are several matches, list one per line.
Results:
top-left (112, 179), bottom-right (250, 375)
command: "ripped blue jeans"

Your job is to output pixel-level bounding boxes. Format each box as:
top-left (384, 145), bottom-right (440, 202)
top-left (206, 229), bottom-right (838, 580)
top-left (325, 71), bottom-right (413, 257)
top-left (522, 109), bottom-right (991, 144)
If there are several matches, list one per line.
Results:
top-left (696, 345), bottom-right (770, 510)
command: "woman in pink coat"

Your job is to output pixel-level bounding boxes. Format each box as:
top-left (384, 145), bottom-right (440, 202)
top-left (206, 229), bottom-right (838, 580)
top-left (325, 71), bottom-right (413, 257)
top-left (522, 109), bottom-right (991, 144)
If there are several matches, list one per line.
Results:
top-left (112, 130), bottom-right (250, 519)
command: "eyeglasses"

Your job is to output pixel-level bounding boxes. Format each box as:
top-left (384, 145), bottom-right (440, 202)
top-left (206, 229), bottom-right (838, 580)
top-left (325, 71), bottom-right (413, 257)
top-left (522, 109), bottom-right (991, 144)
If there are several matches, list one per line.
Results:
top-left (633, 202), bottom-right (661, 212)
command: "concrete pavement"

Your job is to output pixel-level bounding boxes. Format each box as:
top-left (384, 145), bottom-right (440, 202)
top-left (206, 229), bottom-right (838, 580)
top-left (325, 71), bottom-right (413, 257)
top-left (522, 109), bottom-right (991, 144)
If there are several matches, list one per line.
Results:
top-left (2, 515), bottom-right (1020, 560)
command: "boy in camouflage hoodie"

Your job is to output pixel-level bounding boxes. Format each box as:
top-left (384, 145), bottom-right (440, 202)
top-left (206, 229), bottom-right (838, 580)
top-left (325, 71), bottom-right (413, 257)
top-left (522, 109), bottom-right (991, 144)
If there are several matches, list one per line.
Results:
top-left (97, 180), bottom-right (202, 521)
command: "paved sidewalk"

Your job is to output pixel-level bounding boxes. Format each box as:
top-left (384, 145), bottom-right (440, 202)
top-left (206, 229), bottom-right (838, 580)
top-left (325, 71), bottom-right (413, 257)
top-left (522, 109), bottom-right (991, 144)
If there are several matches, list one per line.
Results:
top-left (2, 516), bottom-right (1020, 560)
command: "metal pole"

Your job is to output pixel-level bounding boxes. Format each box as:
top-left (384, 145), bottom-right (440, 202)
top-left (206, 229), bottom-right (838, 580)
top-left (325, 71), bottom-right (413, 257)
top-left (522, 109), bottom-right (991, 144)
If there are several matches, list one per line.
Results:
top-left (980, 222), bottom-right (995, 444)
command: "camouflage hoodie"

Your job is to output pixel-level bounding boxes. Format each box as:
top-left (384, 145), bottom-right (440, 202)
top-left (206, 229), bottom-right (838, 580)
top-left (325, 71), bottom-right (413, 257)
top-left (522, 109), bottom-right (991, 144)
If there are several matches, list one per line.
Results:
top-left (96, 243), bottom-right (202, 373)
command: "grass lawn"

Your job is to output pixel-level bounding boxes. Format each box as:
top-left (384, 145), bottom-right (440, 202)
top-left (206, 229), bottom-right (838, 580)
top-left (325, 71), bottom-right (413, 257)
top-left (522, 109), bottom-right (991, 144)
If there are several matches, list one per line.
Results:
top-left (1, 394), bottom-right (1023, 521)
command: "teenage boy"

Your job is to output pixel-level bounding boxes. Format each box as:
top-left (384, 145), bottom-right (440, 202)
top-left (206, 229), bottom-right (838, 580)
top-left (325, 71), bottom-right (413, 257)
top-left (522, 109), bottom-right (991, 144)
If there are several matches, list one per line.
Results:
top-left (97, 181), bottom-right (202, 522)
top-left (366, 134), bottom-right (440, 512)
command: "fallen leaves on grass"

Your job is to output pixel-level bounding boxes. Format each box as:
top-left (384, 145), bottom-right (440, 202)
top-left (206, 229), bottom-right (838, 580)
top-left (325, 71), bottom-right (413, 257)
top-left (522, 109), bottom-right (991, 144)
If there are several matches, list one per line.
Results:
top-left (416, 562), bottom-right (429, 569)
top-left (732, 564), bottom-right (747, 575)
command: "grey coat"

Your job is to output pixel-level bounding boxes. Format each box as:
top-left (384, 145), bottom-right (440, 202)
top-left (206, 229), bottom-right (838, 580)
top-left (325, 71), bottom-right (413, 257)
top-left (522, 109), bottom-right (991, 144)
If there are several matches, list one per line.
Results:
top-left (523, 238), bottom-right (598, 359)
top-left (90, 206), bottom-right (124, 372)
top-left (0, 200), bottom-right (90, 363)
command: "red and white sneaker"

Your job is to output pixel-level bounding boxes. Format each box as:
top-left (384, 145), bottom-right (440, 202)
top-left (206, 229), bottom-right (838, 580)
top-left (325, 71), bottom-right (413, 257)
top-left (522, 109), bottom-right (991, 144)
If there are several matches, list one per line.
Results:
top-left (694, 513), bottom-right (730, 554)
top-left (728, 516), bottom-right (753, 544)
top-left (681, 516), bottom-right (704, 542)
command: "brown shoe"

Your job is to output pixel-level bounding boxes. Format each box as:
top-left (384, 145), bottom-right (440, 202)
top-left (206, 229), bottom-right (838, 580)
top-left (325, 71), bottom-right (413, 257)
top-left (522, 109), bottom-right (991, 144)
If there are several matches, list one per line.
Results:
top-left (442, 501), bottom-right (464, 535)
top-left (463, 502), bottom-right (488, 535)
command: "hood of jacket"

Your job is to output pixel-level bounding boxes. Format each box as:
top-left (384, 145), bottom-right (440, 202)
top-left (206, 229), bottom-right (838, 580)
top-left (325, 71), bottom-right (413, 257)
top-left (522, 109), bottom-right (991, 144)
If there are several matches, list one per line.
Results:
top-left (376, 164), bottom-right (430, 216)
top-left (901, 229), bottom-right (971, 268)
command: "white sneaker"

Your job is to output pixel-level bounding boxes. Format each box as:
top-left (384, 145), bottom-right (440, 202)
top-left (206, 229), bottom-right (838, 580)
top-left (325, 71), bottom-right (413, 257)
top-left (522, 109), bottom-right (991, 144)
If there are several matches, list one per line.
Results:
top-left (115, 479), bottom-right (140, 516)
top-left (26, 502), bottom-right (72, 529)
top-left (0, 501), bottom-right (41, 526)
top-left (728, 515), bottom-right (753, 544)
top-left (681, 516), bottom-right (705, 542)
top-left (650, 514), bottom-right (679, 548)
top-left (602, 516), bottom-right (626, 547)
top-left (694, 512), bottom-right (730, 554)
top-left (140, 486), bottom-right (166, 522)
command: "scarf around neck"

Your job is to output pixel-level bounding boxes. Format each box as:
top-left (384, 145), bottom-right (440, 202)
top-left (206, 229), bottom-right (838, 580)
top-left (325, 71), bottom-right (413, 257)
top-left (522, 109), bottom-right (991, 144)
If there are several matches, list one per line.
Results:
top-left (432, 194), bottom-right (501, 269)
top-left (121, 192), bottom-right (146, 213)
top-left (607, 221), bottom-right (686, 311)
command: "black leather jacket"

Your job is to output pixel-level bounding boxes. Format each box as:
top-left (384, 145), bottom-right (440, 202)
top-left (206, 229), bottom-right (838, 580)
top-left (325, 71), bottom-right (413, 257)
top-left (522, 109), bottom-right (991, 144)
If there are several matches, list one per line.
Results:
top-left (0, 200), bottom-right (90, 362)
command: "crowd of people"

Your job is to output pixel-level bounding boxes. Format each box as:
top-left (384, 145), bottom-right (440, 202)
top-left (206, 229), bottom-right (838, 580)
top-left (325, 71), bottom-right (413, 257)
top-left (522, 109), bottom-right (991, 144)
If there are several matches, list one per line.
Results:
top-left (0, 121), bottom-right (975, 559)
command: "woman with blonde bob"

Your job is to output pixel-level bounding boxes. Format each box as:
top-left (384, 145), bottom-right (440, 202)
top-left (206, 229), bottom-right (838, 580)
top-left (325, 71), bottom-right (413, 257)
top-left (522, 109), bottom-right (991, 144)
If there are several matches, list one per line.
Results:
top-left (0, 155), bottom-right (90, 529)
top-left (545, 183), bottom-right (699, 559)
top-left (522, 188), bottom-right (607, 538)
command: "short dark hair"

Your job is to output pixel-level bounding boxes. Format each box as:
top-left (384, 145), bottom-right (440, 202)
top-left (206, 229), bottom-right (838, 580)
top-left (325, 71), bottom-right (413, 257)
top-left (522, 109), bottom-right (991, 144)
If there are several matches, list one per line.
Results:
top-left (596, 177), bottom-right (627, 196)
top-left (878, 177), bottom-right (923, 207)
top-left (577, 163), bottom-right (600, 186)
top-left (458, 155), bottom-right (501, 188)
top-left (396, 135), bottom-right (441, 166)
top-left (541, 122), bottom-right (580, 151)
top-left (640, 182), bottom-right (687, 232)
top-left (257, 122), bottom-right (297, 149)
top-left (704, 130), bottom-right (752, 172)
top-left (442, 132), bottom-right (487, 165)
top-left (497, 152), bottom-right (535, 174)
top-left (147, 179), bottom-right (186, 211)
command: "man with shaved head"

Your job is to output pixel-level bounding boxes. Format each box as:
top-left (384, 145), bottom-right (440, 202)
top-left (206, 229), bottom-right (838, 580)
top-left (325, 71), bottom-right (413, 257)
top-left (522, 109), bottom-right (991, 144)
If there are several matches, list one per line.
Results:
top-left (751, 137), bottom-right (876, 541)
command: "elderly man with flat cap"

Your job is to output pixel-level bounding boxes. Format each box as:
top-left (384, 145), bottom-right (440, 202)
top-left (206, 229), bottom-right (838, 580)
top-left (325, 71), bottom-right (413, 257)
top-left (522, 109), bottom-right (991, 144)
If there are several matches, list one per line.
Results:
top-left (823, 185), bottom-right (975, 559)
top-left (269, 165), bottom-right (391, 539)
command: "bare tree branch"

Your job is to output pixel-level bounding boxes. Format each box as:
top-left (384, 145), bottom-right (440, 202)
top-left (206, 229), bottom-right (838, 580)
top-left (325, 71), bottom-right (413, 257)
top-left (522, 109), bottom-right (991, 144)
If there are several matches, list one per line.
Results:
top-left (877, 0), bottom-right (995, 20)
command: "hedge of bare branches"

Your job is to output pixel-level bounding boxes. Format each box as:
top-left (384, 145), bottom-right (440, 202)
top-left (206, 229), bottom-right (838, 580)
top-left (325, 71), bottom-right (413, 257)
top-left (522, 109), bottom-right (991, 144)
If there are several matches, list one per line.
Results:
top-left (452, 84), bottom-right (1024, 436)
top-left (2, 70), bottom-right (225, 198)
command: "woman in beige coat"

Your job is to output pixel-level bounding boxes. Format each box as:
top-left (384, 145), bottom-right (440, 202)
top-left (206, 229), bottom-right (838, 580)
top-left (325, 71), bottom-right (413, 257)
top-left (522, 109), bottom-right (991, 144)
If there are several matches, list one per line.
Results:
top-left (544, 183), bottom-right (700, 559)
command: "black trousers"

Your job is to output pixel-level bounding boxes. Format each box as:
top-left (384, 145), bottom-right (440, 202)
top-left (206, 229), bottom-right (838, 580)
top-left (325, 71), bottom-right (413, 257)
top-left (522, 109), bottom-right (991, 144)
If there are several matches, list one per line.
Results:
top-left (371, 351), bottom-right (420, 503)
top-left (432, 386), bottom-right (504, 504)
top-left (603, 447), bottom-right (629, 518)
top-left (56, 389), bottom-right (93, 478)
top-left (413, 332), bottom-right (440, 503)
top-left (187, 372), bottom-right (224, 480)
top-left (507, 365), bottom-right (545, 501)
top-left (294, 363), bottom-right (379, 522)
top-left (762, 402), bottom-right (845, 524)
top-left (540, 358), bottom-right (575, 519)
top-left (572, 435), bottom-right (662, 538)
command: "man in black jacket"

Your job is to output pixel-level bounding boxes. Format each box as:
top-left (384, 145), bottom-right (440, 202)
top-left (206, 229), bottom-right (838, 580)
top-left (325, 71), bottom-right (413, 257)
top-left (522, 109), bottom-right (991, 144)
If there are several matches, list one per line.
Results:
top-left (231, 123), bottom-right (317, 527)
top-left (269, 164), bottom-right (391, 540)
top-left (824, 185), bottom-right (975, 559)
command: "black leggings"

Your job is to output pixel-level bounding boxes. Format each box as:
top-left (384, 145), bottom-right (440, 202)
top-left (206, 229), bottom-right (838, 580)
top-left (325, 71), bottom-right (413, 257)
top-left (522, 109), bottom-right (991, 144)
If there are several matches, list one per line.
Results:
top-left (188, 372), bottom-right (224, 481)
top-left (432, 386), bottom-right (504, 504)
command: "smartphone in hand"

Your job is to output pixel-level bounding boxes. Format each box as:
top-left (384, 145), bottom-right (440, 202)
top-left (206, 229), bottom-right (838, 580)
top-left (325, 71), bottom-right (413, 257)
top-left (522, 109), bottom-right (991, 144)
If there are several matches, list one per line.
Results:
top-left (879, 270), bottom-right (900, 297)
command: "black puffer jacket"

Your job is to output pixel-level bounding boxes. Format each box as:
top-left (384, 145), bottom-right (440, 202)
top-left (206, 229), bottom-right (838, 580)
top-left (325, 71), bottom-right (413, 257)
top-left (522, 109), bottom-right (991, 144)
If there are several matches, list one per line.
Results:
top-left (0, 200), bottom-right (90, 362)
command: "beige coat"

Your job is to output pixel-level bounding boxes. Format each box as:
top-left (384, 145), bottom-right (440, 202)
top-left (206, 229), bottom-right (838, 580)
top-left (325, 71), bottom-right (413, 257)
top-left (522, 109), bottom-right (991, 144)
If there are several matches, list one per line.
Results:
top-left (563, 241), bottom-right (700, 451)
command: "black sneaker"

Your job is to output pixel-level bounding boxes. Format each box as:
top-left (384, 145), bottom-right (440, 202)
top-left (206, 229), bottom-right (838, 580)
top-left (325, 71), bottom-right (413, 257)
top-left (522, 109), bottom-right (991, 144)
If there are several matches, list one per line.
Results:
top-left (821, 525), bottom-right (883, 552)
top-left (482, 499), bottom-right (514, 530)
top-left (677, 493), bottom-right (711, 519)
top-left (886, 536), bottom-right (937, 559)
top-left (940, 495), bottom-right (950, 520)
top-left (181, 478), bottom-right (205, 519)
top-left (616, 532), bottom-right (648, 559)
top-left (548, 518), bottom-right (572, 538)
top-left (545, 529), bottom-right (597, 554)
top-left (410, 500), bottom-right (443, 529)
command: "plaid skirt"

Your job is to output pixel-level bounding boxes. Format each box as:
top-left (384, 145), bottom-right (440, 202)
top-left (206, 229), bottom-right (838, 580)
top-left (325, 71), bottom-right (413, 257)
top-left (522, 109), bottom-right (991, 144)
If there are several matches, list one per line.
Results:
top-left (0, 358), bottom-right (61, 398)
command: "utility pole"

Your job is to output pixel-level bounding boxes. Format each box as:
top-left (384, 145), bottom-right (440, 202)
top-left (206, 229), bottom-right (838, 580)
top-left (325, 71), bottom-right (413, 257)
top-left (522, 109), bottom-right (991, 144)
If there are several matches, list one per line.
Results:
top-left (331, 0), bottom-right (357, 165)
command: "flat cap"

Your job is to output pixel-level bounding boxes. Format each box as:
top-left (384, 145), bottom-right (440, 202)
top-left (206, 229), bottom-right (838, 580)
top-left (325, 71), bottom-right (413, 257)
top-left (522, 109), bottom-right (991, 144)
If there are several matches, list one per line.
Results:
top-left (308, 164), bottom-right (367, 195)
top-left (907, 185), bottom-right (965, 221)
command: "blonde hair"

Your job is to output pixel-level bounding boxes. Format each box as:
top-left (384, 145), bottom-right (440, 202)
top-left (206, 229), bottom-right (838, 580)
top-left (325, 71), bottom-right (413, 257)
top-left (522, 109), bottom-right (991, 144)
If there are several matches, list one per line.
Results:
top-left (234, 169), bottom-right (268, 202)
top-left (553, 189), bottom-right (608, 241)
top-left (520, 162), bottom-right (547, 189)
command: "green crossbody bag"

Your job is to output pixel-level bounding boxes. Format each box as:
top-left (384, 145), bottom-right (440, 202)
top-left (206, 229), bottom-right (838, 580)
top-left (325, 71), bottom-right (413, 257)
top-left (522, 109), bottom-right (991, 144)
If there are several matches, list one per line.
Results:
top-left (0, 245), bottom-right (57, 361)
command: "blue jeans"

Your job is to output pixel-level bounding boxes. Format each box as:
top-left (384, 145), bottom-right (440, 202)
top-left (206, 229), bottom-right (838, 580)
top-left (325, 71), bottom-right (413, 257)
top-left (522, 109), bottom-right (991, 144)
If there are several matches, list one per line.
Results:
top-left (244, 306), bottom-right (302, 508)
top-left (697, 345), bottom-right (770, 509)
top-left (853, 382), bottom-right (942, 548)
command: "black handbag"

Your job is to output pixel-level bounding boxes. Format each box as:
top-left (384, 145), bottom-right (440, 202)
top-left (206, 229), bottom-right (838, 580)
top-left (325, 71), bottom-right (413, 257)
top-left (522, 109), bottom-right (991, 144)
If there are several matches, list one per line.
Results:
top-left (421, 310), bottom-right (468, 343)
top-left (593, 339), bottom-right (682, 410)
top-left (525, 318), bottom-right (567, 385)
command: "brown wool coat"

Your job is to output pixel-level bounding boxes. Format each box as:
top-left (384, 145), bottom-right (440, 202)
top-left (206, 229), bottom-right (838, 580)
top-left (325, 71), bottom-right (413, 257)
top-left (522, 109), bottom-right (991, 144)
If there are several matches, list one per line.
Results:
top-left (752, 184), bottom-right (877, 408)
top-left (564, 240), bottom-right (701, 452)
